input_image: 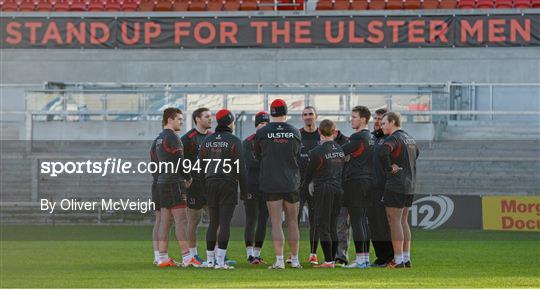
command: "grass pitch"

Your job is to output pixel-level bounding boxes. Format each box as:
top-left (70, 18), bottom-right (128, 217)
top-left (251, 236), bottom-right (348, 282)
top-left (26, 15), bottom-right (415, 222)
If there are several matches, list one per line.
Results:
top-left (1, 226), bottom-right (539, 288)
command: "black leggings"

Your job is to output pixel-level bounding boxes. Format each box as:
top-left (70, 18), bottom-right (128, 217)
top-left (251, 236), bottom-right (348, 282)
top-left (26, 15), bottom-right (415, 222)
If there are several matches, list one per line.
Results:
top-left (313, 186), bottom-right (341, 263)
top-left (206, 205), bottom-right (236, 250)
top-left (299, 191), bottom-right (319, 254)
top-left (244, 194), bottom-right (269, 248)
top-left (347, 206), bottom-right (370, 254)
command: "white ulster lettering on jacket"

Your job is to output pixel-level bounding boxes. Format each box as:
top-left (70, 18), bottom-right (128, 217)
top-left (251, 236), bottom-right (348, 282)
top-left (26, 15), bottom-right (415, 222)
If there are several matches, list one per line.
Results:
top-left (267, 132), bottom-right (294, 139)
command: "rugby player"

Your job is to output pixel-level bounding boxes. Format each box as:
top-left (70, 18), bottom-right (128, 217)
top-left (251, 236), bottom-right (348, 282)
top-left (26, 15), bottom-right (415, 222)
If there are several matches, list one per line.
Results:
top-left (200, 109), bottom-right (247, 270)
top-left (379, 112), bottom-right (419, 268)
top-left (297, 106), bottom-right (320, 265)
top-left (369, 108), bottom-right (394, 267)
top-left (254, 99), bottom-right (302, 269)
top-left (302, 120), bottom-right (345, 268)
top-left (155, 107), bottom-right (202, 268)
top-left (332, 129), bottom-right (351, 266)
top-left (242, 112), bottom-right (270, 264)
top-left (341, 106), bottom-right (374, 269)
top-left (180, 107), bottom-right (212, 264)
top-left (149, 130), bottom-right (162, 265)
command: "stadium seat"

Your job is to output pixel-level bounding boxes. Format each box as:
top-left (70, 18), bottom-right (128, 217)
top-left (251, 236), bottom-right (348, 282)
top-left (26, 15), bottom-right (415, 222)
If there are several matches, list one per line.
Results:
top-left (257, 0), bottom-right (274, 10)
top-left (403, 0), bottom-right (421, 9)
top-left (18, 0), bottom-right (35, 11)
top-left (53, 0), bottom-right (70, 10)
top-left (458, 0), bottom-right (476, 7)
top-left (121, 0), bottom-right (138, 10)
top-left (70, 0), bottom-right (87, 10)
top-left (188, 0), bottom-right (205, 10)
top-left (294, 0), bottom-right (304, 10)
top-left (172, 0), bottom-right (188, 10)
top-left (422, 0), bottom-right (440, 8)
top-left (386, 0), bottom-right (402, 9)
top-left (104, 0), bottom-right (121, 10)
top-left (493, 0), bottom-right (511, 7)
top-left (476, 0), bottom-right (493, 7)
top-left (138, 0), bottom-right (153, 10)
top-left (87, 0), bottom-right (104, 11)
top-left (153, 0), bottom-right (172, 10)
top-left (316, 0), bottom-right (333, 9)
top-left (439, 0), bottom-right (456, 8)
top-left (36, 0), bottom-right (53, 10)
top-left (334, 0), bottom-right (350, 9)
top-left (206, 0), bottom-right (222, 9)
top-left (240, 0), bottom-right (257, 10)
top-left (368, 0), bottom-right (386, 9)
top-left (513, 0), bottom-right (530, 7)
top-left (350, 0), bottom-right (368, 9)
top-left (531, 0), bottom-right (539, 6)
top-left (1, 0), bottom-right (18, 11)
top-left (222, 0), bottom-right (240, 10)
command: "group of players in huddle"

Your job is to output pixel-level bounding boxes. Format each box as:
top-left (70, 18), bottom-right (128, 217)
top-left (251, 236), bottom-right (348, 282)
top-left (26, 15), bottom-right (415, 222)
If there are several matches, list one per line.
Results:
top-left (149, 98), bottom-right (419, 270)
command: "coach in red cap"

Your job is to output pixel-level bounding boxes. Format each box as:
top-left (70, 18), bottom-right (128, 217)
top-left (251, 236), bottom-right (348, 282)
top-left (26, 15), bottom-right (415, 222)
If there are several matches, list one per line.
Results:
top-left (254, 99), bottom-right (303, 269)
top-left (200, 109), bottom-right (247, 270)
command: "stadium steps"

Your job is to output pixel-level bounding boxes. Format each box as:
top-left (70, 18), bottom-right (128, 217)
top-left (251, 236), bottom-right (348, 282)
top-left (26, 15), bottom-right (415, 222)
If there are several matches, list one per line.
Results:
top-left (440, 121), bottom-right (540, 141)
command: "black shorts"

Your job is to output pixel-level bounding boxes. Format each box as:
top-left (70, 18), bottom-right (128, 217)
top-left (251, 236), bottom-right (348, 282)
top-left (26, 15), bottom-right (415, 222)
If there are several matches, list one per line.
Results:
top-left (343, 179), bottom-right (373, 208)
top-left (382, 190), bottom-right (414, 208)
top-left (157, 182), bottom-right (187, 209)
top-left (151, 182), bottom-right (161, 211)
top-left (186, 178), bottom-right (207, 210)
top-left (206, 179), bottom-right (238, 207)
top-left (265, 191), bottom-right (300, 203)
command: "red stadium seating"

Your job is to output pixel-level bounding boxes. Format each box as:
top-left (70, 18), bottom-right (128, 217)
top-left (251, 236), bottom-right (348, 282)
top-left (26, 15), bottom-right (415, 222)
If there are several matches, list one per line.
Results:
top-left (222, 0), bottom-right (239, 10)
top-left (257, 0), bottom-right (274, 10)
top-left (36, 0), bottom-right (53, 10)
top-left (531, 0), bottom-right (539, 7)
top-left (513, 0), bottom-right (530, 7)
top-left (70, 0), bottom-right (87, 10)
top-left (476, 0), bottom-right (493, 7)
top-left (87, 0), bottom-right (104, 11)
top-left (240, 0), bottom-right (257, 10)
top-left (121, 0), bottom-right (138, 10)
top-left (172, 0), bottom-right (188, 10)
top-left (350, 0), bottom-right (368, 9)
top-left (187, 0), bottom-right (205, 10)
top-left (386, 0), bottom-right (402, 9)
top-left (153, 0), bottom-right (172, 10)
top-left (206, 0), bottom-right (222, 10)
top-left (1, 0), bottom-right (19, 11)
top-left (458, 0), bottom-right (476, 8)
top-left (316, 0), bottom-right (332, 9)
top-left (53, 0), bottom-right (70, 10)
top-left (369, 0), bottom-right (386, 9)
top-left (422, 0), bottom-right (440, 8)
top-left (494, 0), bottom-right (511, 7)
top-left (404, 0), bottom-right (421, 9)
top-left (334, 0), bottom-right (350, 9)
top-left (19, 0), bottom-right (35, 10)
top-left (439, 0), bottom-right (457, 8)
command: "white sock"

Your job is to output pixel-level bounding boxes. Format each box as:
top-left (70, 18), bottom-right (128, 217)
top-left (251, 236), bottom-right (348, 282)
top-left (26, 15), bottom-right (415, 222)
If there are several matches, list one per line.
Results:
top-left (182, 251), bottom-right (192, 264)
top-left (403, 251), bottom-right (410, 262)
top-left (246, 246), bottom-right (254, 258)
top-left (216, 248), bottom-right (227, 266)
top-left (158, 252), bottom-right (169, 263)
top-left (207, 250), bottom-right (215, 264)
top-left (363, 253), bottom-right (370, 264)
top-left (291, 255), bottom-right (299, 265)
top-left (394, 253), bottom-right (404, 264)
top-left (253, 248), bottom-right (261, 258)
top-left (154, 250), bottom-right (160, 261)
top-left (276, 255), bottom-right (284, 266)
top-left (309, 253), bottom-right (317, 258)
top-left (189, 247), bottom-right (198, 257)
